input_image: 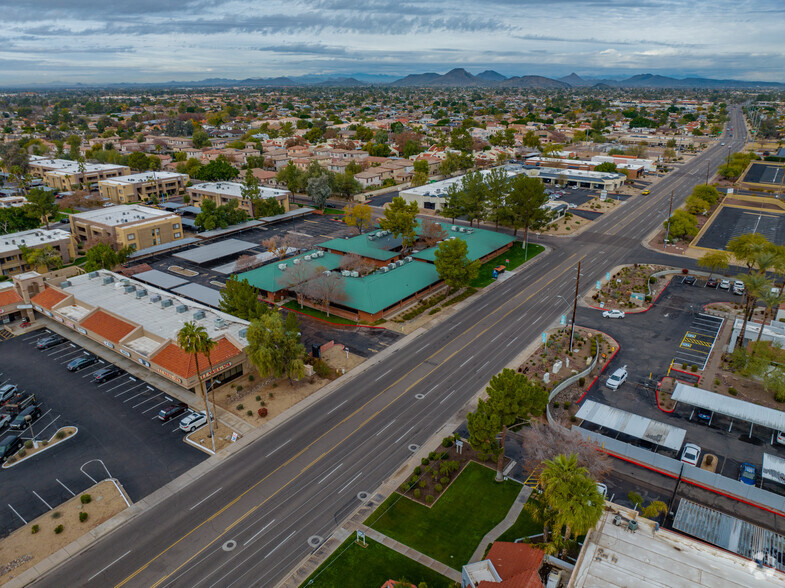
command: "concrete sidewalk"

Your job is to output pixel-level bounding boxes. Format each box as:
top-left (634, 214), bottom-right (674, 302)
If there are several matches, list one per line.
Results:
top-left (469, 484), bottom-right (533, 563)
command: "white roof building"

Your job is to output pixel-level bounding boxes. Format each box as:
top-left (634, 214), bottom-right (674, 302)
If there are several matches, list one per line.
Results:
top-left (70, 204), bottom-right (176, 227)
top-left (0, 228), bottom-right (73, 256)
top-left (98, 171), bottom-right (186, 186)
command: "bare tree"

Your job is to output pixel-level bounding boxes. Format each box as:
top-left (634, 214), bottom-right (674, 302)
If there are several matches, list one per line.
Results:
top-left (276, 261), bottom-right (322, 308)
top-left (263, 235), bottom-right (297, 260)
top-left (418, 218), bottom-right (448, 248)
top-left (339, 253), bottom-right (376, 276)
top-left (234, 254), bottom-right (257, 273)
top-left (303, 271), bottom-right (347, 317)
top-left (520, 424), bottom-right (612, 482)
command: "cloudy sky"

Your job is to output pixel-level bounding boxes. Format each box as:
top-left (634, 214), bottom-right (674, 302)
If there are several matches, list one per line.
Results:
top-left (2, 0), bottom-right (784, 85)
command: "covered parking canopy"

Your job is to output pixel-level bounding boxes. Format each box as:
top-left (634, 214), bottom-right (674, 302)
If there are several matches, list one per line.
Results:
top-left (672, 383), bottom-right (785, 438)
top-left (575, 400), bottom-right (686, 451)
top-left (762, 453), bottom-right (785, 486)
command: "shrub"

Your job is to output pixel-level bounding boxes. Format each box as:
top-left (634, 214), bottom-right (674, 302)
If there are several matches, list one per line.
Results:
top-left (428, 451), bottom-right (438, 460)
top-left (18, 449), bottom-right (26, 457)
top-left (418, 480), bottom-right (427, 489)
top-left (776, 389), bottom-right (785, 403)
top-left (421, 458), bottom-right (429, 466)
top-left (425, 495), bottom-right (434, 504)
top-left (682, 363), bottom-right (688, 370)
top-left (236, 404), bottom-right (243, 410)
top-left (24, 440), bottom-right (33, 449)
top-left (410, 475), bottom-right (418, 484)
top-left (563, 401), bottom-right (571, 409)
top-left (54, 525), bottom-right (64, 534)
top-left (434, 483), bottom-right (443, 493)
top-left (248, 375), bottom-right (255, 382)
top-left (413, 489), bottom-right (421, 499)
top-left (728, 387), bottom-right (738, 396)
top-left (714, 378), bottom-right (720, 386)
top-left (258, 407), bottom-right (268, 417)
top-left (260, 401), bottom-right (266, 406)
top-left (247, 410), bottom-right (253, 416)
top-left (579, 377), bottom-right (586, 387)
top-left (313, 359), bottom-right (332, 378)
top-left (649, 276), bottom-right (656, 284)
top-left (440, 476), bottom-right (450, 485)
top-left (570, 415), bottom-right (577, 422)
top-left (79, 512), bottom-right (88, 522)
top-left (691, 364), bottom-right (698, 372)
top-left (52, 511), bottom-right (61, 519)
top-left (255, 395), bottom-right (262, 401)
top-left (31, 524), bottom-right (39, 534)
top-left (441, 436), bottom-right (454, 448)
top-left (414, 466), bottom-right (421, 476)
top-left (80, 494), bottom-right (91, 504)
top-left (42, 440), bottom-right (48, 446)
top-left (552, 402), bottom-right (560, 409)
top-left (269, 392), bottom-right (275, 398)
top-left (236, 385), bottom-right (243, 392)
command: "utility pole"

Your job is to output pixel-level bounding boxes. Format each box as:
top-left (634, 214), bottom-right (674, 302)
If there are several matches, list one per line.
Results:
top-left (705, 160), bottom-right (710, 185)
top-left (664, 190), bottom-right (674, 247)
top-left (570, 261), bottom-right (581, 352)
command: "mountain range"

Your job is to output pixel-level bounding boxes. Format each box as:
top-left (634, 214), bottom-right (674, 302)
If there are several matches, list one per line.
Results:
top-left (5, 69), bottom-right (784, 90)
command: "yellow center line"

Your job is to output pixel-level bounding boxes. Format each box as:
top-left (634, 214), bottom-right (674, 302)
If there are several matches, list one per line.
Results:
top-left (122, 252), bottom-right (582, 588)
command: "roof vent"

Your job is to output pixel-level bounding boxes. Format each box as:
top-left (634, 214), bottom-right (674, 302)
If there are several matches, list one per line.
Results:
top-left (387, 262), bottom-right (395, 270)
top-left (304, 255), bottom-right (312, 261)
top-left (175, 304), bottom-right (188, 313)
top-left (124, 285), bottom-right (136, 294)
top-left (341, 270), bottom-right (351, 277)
top-left (150, 294), bottom-right (161, 303)
top-left (381, 266), bottom-right (389, 273)
top-left (278, 263), bottom-right (287, 271)
top-left (135, 289), bottom-right (147, 298)
top-left (451, 226), bottom-right (458, 231)
top-left (405, 256), bottom-right (413, 262)
top-left (88, 271), bottom-right (99, 279)
top-left (238, 327), bottom-right (248, 339)
top-left (351, 270), bottom-right (359, 278)
top-left (193, 310), bottom-right (206, 320)
top-left (316, 251), bottom-right (324, 258)
top-left (396, 260), bottom-right (404, 267)
top-left (102, 276), bottom-right (114, 285)
top-left (214, 317), bottom-right (226, 328)
top-left (161, 298), bottom-right (173, 308)
top-left (293, 258), bottom-right (300, 265)
top-left (60, 280), bottom-right (72, 288)
top-left (323, 270), bottom-right (331, 276)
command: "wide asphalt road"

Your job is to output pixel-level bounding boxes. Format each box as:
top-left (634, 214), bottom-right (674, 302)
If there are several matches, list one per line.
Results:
top-left (34, 108), bottom-right (747, 588)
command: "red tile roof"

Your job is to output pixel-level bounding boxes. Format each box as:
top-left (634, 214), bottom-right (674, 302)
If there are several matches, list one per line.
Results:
top-left (31, 287), bottom-right (68, 310)
top-left (0, 288), bottom-right (23, 308)
top-left (151, 337), bottom-right (241, 380)
top-left (79, 310), bottom-right (137, 344)
top-left (477, 542), bottom-right (545, 588)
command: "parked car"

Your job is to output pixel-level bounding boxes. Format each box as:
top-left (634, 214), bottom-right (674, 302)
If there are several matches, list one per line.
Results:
top-left (0, 413), bottom-right (11, 431)
top-left (680, 443), bottom-right (701, 466)
top-left (695, 409), bottom-right (712, 425)
top-left (739, 462), bottom-right (757, 486)
top-left (179, 410), bottom-right (213, 433)
top-left (683, 275), bottom-right (697, 285)
top-left (0, 384), bottom-right (18, 405)
top-left (733, 280), bottom-right (745, 295)
top-left (158, 402), bottom-right (189, 422)
top-left (606, 366), bottom-right (628, 390)
top-left (1, 393), bottom-right (36, 416)
top-left (777, 431), bottom-right (785, 445)
top-left (10, 404), bottom-right (41, 430)
top-left (36, 334), bottom-right (65, 350)
top-left (0, 434), bottom-right (22, 462)
top-left (706, 278), bottom-right (719, 289)
top-left (602, 309), bottom-right (625, 319)
top-left (719, 279), bottom-right (731, 290)
top-left (66, 354), bottom-right (98, 372)
top-left (93, 365), bottom-right (122, 383)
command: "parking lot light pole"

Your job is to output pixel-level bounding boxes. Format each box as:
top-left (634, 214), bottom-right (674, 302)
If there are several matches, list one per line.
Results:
top-left (25, 415), bottom-right (37, 449)
top-left (570, 261), bottom-right (581, 352)
top-left (664, 190), bottom-right (674, 247)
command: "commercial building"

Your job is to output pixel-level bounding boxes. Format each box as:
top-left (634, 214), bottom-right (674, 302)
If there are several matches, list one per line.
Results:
top-left (98, 171), bottom-right (188, 204)
top-left (70, 205), bottom-right (184, 251)
top-left (14, 270), bottom-right (249, 393)
top-left (28, 156), bottom-right (130, 191)
top-left (0, 228), bottom-right (75, 277)
top-left (0, 281), bottom-right (25, 324)
top-left (187, 182), bottom-right (291, 217)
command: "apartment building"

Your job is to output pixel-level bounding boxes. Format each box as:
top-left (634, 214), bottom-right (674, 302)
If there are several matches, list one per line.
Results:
top-left (70, 205), bottom-right (184, 251)
top-left (186, 182), bottom-right (291, 217)
top-left (0, 228), bottom-right (75, 277)
top-left (28, 156), bottom-right (130, 191)
top-left (98, 171), bottom-right (188, 204)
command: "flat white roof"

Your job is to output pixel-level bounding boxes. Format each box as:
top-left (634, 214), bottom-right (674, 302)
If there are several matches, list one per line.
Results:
top-left (71, 204), bottom-right (176, 226)
top-left (400, 167), bottom-right (519, 197)
top-left (572, 507), bottom-right (782, 587)
top-left (189, 181), bottom-right (289, 199)
top-left (99, 171), bottom-right (186, 185)
top-left (60, 270), bottom-right (248, 348)
top-left (0, 228), bottom-right (72, 255)
top-left (29, 156), bottom-right (127, 175)
top-left (672, 383), bottom-right (785, 432)
top-left (762, 453), bottom-right (785, 485)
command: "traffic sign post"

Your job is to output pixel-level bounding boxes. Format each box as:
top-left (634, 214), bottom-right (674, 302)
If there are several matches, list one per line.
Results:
top-left (356, 530), bottom-right (367, 547)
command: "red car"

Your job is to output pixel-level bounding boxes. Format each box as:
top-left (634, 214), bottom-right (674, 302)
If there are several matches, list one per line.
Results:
top-left (158, 402), bottom-right (189, 422)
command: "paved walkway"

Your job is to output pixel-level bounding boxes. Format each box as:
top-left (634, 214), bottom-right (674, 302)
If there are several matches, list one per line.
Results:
top-left (358, 524), bottom-right (462, 582)
top-left (469, 484), bottom-right (533, 563)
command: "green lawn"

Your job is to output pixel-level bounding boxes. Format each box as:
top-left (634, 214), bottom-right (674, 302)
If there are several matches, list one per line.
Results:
top-left (471, 243), bottom-right (545, 288)
top-left (282, 301), bottom-right (358, 325)
top-left (365, 462), bottom-right (521, 569)
top-left (302, 537), bottom-right (453, 588)
top-left (323, 207), bottom-right (345, 215)
top-left (495, 499), bottom-right (543, 543)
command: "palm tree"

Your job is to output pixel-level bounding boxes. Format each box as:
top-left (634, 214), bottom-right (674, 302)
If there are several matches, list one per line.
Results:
top-left (736, 272), bottom-right (771, 349)
top-left (177, 322), bottom-right (217, 452)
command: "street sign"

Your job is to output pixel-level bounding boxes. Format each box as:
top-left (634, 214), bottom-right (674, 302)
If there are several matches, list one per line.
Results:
top-left (560, 315), bottom-right (566, 326)
top-left (231, 432), bottom-right (238, 442)
top-left (606, 272), bottom-right (611, 281)
top-left (542, 332), bottom-right (547, 344)
top-left (596, 281), bottom-right (601, 290)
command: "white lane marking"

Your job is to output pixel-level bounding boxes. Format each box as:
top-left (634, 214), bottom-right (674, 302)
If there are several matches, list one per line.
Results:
top-left (489, 332), bottom-right (503, 343)
top-left (479, 361), bottom-right (490, 371)
top-left (477, 301), bottom-right (489, 310)
top-left (439, 390), bottom-right (456, 404)
top-left (34, 414), bottom-right (60, 436)
top-left (8, 504), bottom-right (26, 524)
top-left (375, 419), bottom-right (396, 437)
top-left (133, 395), bottom-right (163, 409)
top-left (506, 336), bottom-right (520, 347)
top-left (142, 400), bottom-right (169, 414)
top-left (32, 490), bottom-right (52, 510)
top-left (338, 471), bottom-right (363, 494)
top-left (265, 439), bottom-right (292, 458)
top-left (243, 519), bottom-right (276, 546)
top-left (327, 399), bottom-right (349, 415)
top-left (374, 368), bottom-right (392, 381)
top-left (318, 463), bottom-right (343, 484)
top-left (459, 356), bottom-right (473, 368)
top-left (395, 425), bottom-right (414, 443)
top-left (56, 479), bottom-right (75, 496)
top-left (265, 530), bottom-right (297, 559)
top-left (87, 550), bottom-right (132, 582)
top-left (449, 322), bottom-right (461, 331)
top-left (189, 487), bottom-right (223, 511)
top-left (425, 384), bottom-right (438, 395)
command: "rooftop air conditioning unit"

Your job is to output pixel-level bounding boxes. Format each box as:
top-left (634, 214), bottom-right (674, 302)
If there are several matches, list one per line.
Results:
top-left (323, 270), bottom-right (331, 276)
top-left (135, 289), bottom-right (147, 298)
top-left (304, 255), bottom-right (312, 261)
top-left (214, 318), bottom-right (226, 329)
top-left (381, 266), bottom-right (389, 273)
top-left (317, 251), bottom-right (324, 257)
top-left (102, 276), bottom-right (114, 285)
top-left (150, 294), bottom-right (161, 303)
top-left (175, 304), bottom-right (188, 313)
top-left (466, 228), bottom-right (474, 234)
top-left (451, 226), bottom-right (458, 231)
top-left (396, 260), bottom-right (404, 267)
top-left (88, 271), bottom-right (98, 279)
top-left (387, 263), bottom-right (395, 270)
top-left (367, 234), bottom-right (375, 241)
top-left (351, 271), bottom-right (359, 278)
top-left (193, 310), bottom-right (205, 320)
top-left (238, 327), bottom-right (248, 339)
top-left (341, 270), bottom-right (351, 277)
top-left (278, 263), bottom-right (287, 270)
top-left (124, 285), bottom-right (136, 294)
top-left (60, 280), bottom-right (72, 288)
top-left (161, 299), bottom-right (173, 308)
top-left (405, 256), bottom-right (413, 262)
top-left (293, 258), bottom-right (300, 265)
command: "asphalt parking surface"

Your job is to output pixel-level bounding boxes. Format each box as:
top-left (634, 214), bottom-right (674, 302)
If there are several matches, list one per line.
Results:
top-left (696, 205), bottom-right (785, 250)
top-left (575, 277), bottom-right (785, 494)
top-left (0, 329), bottom-right (206, 538)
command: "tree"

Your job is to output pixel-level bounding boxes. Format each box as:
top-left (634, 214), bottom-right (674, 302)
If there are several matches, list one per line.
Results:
top-left (245, 312), bottom-right (305, 384)
top-left (757, 289), bottom-right (785, 344)
top-left (307, 175), bottom-right (332, 210)
top-left (177, 322), bottom-right (217, 449)
top-left (20, 245), bottom-right (63, 272)
top-left (663, 209), bottom-right (697, 241)
top-left (697, 250), bottom-right (729, 278)
top-left (522, 130), bottom-right (541, 149)
top-left (192, 128), bottom-right (210, 149)
top-left (484, 166), bottom-right (510, 230)
top-left (484, 369), bottom-right (547, 480)
top-left (433, 238), bottom-right (480, 290)
top-left (691, 184), bottom-right (720, 206)
top-left (458, 171), bottom-right (488, 227)
top-left (506, 174), bottom-right (551, 252)
top-left (726, 233), bottom-right (770, 270)
top-left (344, 202), bottom-right (372, 234)
top-left (419, 218), bottom-right (447, 247)
top-left (219, 276), bottom-right (269, 321)
top-left (262, 235), bottom-right (295, 260)
top-left (467, 399), bottom-right (501, 462)
top-left (736, 272), bottom-right (771, 350)
top-left (379, 196), bottom-right (419, 251)
top-left (277, 162), bottom-right (305, 194)
top-left (25, 187), bottom-right (58, 229)
top-left (593, 162), bottom-right (617, 173)
top-left (685, 195), bottom-right (710, 215)
top-left (254, 197), bottom-right (285, 218)
top-left (413, 159), bottom-right (429, 175)
top-left (303, 271), bottom-right (347, 317)
top-left (0, 207), bottom-right (39, 234)
top-left (240, 169), bottom-right (262, 217)
top-left (84, 243), bottom-right (132, 271)
top-left (520, 424), bottom-right (612, 482)
top-left (128, 151), bottom-right (150, 171)
top-left (194, 156), bottom-right (239, 181)
top-left (332, 172), bottom-right (362, 199)
top-left (440, 182), bottom-right (465, 223)
top-left (411, 171), bottom-right (428, 187)
top-left (195, 198), bottom-right (248, 231)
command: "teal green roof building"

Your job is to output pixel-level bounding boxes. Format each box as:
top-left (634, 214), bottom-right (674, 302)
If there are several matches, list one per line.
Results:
top-left (320, 231), bottom-right (401, 261)
top-left (414, 223), bottom-right (515, 263)
top-left (237, 250), bottom-right (343, 293)
top-left (337, 260), bottom-right (439, 315)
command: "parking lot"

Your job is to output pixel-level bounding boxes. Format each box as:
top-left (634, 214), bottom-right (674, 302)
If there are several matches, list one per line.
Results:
top-left (576, 277), bottom-right (785, 494)
top-left (695, 205), bottom-right (785, 250)
top-left (0, 328), bottom-right (206, 537)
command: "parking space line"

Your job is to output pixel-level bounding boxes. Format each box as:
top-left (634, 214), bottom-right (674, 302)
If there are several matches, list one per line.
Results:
top-left (83, 365), bottom-right (106, 378)
top-left (35, 414), bottom-right (61, 437)
top-left (56, 479), bottom-right (76, 497)
top-left (108, 379), bottom-right (136, 394)
top-left (145, 400), bottom-right (170, 415)
top-left (133, 395), bottom-right (163, 409)
top-left (123, 389), bottom-right (151, 403)
top-left (8, 504), bottom-right (26, 525)
top-left (98, 376), bottom-right (125, 388)
top-left (32, 491), bottom-right (52, 510)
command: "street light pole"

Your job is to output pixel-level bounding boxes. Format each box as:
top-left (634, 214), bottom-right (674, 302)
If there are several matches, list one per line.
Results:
top-left (664, 190), bottom-right (674, 247)
top-left (570, 261), bottom-right (581, 352)
top-left (705, 160), bottom-right (710, 185)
